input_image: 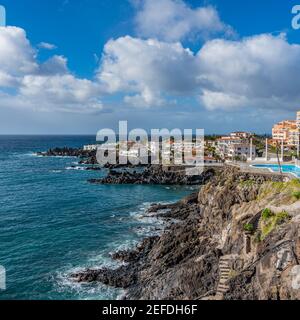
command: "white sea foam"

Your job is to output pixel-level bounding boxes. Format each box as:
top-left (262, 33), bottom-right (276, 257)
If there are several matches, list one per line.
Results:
top-left (54, 248), bottom-right (126, 299)
top-left (129, 201), bottom-right (175, 237)
top-left (66, 166), bottom-right (85, 171)
top-left (54, 266), bottom-right (123, 300)
top-left (55, 200), bottom-right (177, 299)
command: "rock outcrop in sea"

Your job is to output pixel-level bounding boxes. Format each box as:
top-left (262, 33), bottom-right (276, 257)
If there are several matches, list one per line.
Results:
top-left (89, 165), bottom-right (215, 185)
top-left (37, 147), bottom-right (98, 164)
top-left (71, 166), bottom-right (300, 300)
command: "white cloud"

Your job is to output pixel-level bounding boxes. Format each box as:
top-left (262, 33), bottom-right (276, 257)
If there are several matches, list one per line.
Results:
top-left (2, 24), bottom-right (300, 115)
top-left (38, 42), bottom-right (57, 50)
top-left (197, 33), bottom-right (300, 111)
top-left (39, 55), bottom-right (69, 75)
top-left (98, 33), bottom-right (300, 111)
top-left (98, 36), bottom-right (198, 107)
top-left (0, 26), bottom-right (38, 77)
top-left (134, 0), bottom-right (234, 42)
top-left (0, 26), bottom-right (102, 112)
top-left (20, 74), bottom-right (102, 112)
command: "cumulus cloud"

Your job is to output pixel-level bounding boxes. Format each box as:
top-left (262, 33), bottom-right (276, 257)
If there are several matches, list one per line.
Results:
top-left (38, 42), bottom-right (57, 50)
top-left (98, 33), bottom-right (300, 111)
top-left (197, 33), bottom-right (300, 110)
top-left (0, 26), bottom-right (38, 78)
top-left (0, 26), bottom-right (102, 112)
top-left (2, 23), bottom-right (300, 115)
top-left (98, 36), bottom-right (198, 107)
top-left (133, 0), bottom-right (234, 42)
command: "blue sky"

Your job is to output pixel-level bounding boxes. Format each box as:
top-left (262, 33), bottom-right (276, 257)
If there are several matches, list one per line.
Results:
top-left (0, 0), bottom-right (300, 134)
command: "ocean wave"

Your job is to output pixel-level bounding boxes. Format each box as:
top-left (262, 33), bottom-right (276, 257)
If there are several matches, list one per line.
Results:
top-left (130, 201), bottom-right (173, 221)
top-left (53, 248), bottom-right (127, 300)
top-left (54, 267), bottom-right (123, 300)
top-left (54, 201), bottom-right (177, 299)
top-left (129, 201), bottom-right (175, 238)
top-left (25, 152), bottom-right (39, 157)
top-left (66, 166), bottom-right (86, 171)
top-left (107, 239), bottom-right (140, 256)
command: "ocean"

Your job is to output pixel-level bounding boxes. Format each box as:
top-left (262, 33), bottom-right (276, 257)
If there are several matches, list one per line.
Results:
top-left (0, 135), bottom-right (193, 300)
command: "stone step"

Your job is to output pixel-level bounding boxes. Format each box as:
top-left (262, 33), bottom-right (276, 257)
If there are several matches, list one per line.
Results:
top-left (220, 271), bottom-right (230, 275)
top-left (217, 286), bottom-right (229, 292)
top-left (217, 288), bottom-right (228, 294)
top-left (219, 257), bottom-right (232, 262)
top-left (219, 266), bottom-right (230, 269)
top-left (217, 284), bottom-right (229, 290)
top-left (219, 279), bottom-right (228, 286)
top-left (219, 258), bottom-right (230, 262)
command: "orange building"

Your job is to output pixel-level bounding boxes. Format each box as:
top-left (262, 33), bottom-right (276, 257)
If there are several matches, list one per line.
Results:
top-left (272, 120), bottom-right (298, 146)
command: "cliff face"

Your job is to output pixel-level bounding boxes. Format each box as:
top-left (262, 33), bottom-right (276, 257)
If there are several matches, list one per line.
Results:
top-left (73, 167), bottom-right (300, 300)
top-left (197, 169), bottom-right (300, 300)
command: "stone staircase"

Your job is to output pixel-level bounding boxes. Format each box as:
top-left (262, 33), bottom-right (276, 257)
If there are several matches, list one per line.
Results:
top-left (215, 256), bottom-right (232, 298)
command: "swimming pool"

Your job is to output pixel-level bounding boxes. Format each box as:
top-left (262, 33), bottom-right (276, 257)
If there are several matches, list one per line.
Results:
top-left (253, 164), bottom-right (300, 177)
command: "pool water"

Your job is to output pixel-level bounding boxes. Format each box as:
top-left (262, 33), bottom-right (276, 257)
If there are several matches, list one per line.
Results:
top-left (253, 164), bottom-right (300, 177)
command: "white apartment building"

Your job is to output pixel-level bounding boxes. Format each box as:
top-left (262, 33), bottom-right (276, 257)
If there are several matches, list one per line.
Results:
top-left (216, 136), bottom-right (242, 157)
top-left (230, 131), bottom-right (252, 139)
top-left (227, 143), bottom-right (256, 160)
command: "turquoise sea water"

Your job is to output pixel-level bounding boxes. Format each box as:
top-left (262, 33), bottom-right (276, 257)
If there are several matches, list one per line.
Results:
top-left (0, 135), bottom-right (194, 300)
top-left (253, 164), bottom-right (300, 177)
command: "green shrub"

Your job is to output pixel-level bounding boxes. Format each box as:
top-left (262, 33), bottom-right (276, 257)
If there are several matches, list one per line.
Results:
top-left (254, 231), bottom-right (262, 243)
top-left (243, 223), bottom-right (254, 233)
top-left (261, 208), bottom-right (273, 220)
top-left (292, 191), bottom-right (300, 200)
top-left (260, 211), bottom-right (290, 240)
top-left (275, 211), bottom-right (290, 224)
top-left (239, 180), bottom-right (256, 187)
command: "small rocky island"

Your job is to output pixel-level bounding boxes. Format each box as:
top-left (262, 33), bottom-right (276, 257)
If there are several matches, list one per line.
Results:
top-left (71, 167), bottom-right (300, 300)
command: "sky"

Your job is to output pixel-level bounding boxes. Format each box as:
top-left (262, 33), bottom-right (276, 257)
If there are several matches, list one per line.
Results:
top-left (0, 0), bottom-right (300, 134)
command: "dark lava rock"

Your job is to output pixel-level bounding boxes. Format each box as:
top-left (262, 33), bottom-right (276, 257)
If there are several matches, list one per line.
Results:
top-left (89, 166), bottom-right (215, 186)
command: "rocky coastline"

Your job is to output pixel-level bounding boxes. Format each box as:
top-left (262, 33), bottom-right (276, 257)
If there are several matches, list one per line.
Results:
top-left (37, 147), bottom-right (98, 164)
top-left (89, 165), bottom-right (215, 185)
top-left (71, 167), bottom-right (300, 300)
top-left (39, 147), bottom-right (215, 185)
top-left (38, 146), bottom-right (148, 168)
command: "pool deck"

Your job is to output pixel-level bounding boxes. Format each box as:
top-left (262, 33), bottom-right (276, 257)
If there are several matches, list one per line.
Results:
top-left (227, 162), bottom-right (296, 180)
